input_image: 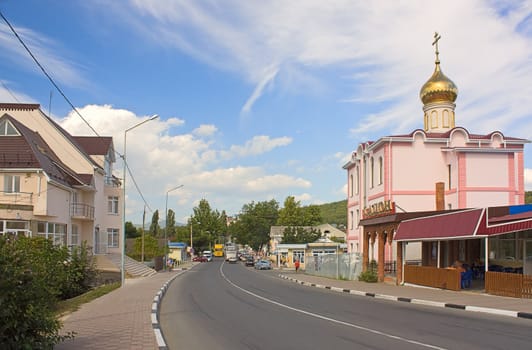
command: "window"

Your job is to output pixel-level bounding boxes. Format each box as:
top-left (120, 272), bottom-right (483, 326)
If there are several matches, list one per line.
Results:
top-left (71, 224), bottom-right (80, 246)
top-left (37, 222), bottom-right (67, 245)
top-left (355, 167), bottom-right (359, 194)
top-left (378, 157), bottom-right (383, 185)
top-left (350, 210), bottom-right (354, 229)
top-left (108, 196), bottom-right (119, 214)
top-left (0, 119), bottom-right (20, 136)
top-left (370, 157), bottom-right (375, 188)
top-left (4, 175), bottom-right (20, 193)
top-left (349, 174), bottom-right (354, 197)
top-left (293, 250), bottom-right (305, 264)
top-left (356, 209), bottom-right (360, 227)
top-left (107, 228), bottom-right (119, 248)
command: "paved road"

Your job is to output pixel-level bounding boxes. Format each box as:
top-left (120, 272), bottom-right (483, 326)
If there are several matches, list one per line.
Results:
top-left (160, 260), bottom-right (532, 350)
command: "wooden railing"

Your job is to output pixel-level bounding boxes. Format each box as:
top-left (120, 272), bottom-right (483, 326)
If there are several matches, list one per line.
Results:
top-left (485, 271), bottom-right (532, 299)
top-left (404, 265), bottom-right (461, 291)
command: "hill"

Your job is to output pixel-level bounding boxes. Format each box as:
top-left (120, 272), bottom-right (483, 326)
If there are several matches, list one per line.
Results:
top-left (315, 200), bottom-right (347, 227)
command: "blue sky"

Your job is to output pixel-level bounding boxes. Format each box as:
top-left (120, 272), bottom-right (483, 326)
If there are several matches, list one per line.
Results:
top-left (1, 1), bottom-right (531, 224)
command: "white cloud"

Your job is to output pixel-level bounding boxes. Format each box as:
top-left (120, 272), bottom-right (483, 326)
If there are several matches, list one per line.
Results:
top-left (526, 168), bottom-right (532, 191)
top-left (225, 135), bottom-right (292, 158)
top-left (114, 1), bottom-right (532, 141)
top-left (58, 104), bottom-right (312, 220)
top-left (193, 124), bottom-right (217, 137)
top-left (0, 23), bottom-right (89, 88)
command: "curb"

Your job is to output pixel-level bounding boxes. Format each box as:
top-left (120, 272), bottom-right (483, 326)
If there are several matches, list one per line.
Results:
top-left (151, 267), bottom-right (191, 350)
top-left (279, 274), bottom-right (532, 320)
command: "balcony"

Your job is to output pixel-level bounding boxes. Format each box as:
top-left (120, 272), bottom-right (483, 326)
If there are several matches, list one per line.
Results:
top-left (105, 176), bottom-right (121, 188)
top-left (0, 191), bottom-right (33, 210)
top-left (71, 202), bottom-right (95, 220)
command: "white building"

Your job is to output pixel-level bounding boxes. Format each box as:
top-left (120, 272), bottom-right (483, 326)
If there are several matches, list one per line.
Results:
top-left (0, 103), bottom-right (122, 263)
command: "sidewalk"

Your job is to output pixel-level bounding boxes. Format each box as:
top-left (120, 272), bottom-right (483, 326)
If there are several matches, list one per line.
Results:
top-left (55, 265), bottom-right (192, 350)
top-left (279, 271), bottom-right (532, 320)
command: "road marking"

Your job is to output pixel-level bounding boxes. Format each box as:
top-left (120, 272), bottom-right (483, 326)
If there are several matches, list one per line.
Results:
top-left (220, 263), bottom-right (447, 350)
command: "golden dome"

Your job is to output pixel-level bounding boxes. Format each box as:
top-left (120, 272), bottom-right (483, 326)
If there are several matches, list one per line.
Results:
top-left (420, 62), bottom-right (458, 105)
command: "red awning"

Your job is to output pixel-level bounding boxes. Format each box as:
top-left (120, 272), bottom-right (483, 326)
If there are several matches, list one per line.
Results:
top-left (394, 209), bottom-right (484, 242)
top-left (395, 208), bottom-right (532, 242)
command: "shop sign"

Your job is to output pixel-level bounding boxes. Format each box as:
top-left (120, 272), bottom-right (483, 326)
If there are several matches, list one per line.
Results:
top-left (363, 200), bottom-right (395, 219)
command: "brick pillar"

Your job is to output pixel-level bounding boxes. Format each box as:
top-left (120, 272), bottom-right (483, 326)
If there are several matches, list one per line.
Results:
top-left (378, 231), bottom-right (385, 282)
top-left (396, 241), bottom-right (403, 285)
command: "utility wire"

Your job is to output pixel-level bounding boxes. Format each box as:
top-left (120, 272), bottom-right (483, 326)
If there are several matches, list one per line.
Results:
top-left (0, 9), bottom-right (100, 137)
top-left (0, 10), bottom-right (154, 212)
top-left (0, 79), bottom-right (20, 102)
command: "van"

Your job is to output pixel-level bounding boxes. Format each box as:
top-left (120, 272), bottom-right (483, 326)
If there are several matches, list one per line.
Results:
top-left (202, 250), bottom-right (213, 262)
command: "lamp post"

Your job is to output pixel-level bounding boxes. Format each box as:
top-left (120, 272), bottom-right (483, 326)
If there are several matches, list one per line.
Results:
top-left (164, 184), bottom-right (183, 270)
top-left (121, 114), bottom-right (158, 287)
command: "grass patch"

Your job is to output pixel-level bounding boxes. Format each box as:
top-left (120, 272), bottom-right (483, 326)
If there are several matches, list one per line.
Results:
top-left (56, 282), bottom-right (120, 317)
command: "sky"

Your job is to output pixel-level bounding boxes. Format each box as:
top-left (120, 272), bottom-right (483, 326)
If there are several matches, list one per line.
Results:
top-left (0, 0), bottom-right (531, 225)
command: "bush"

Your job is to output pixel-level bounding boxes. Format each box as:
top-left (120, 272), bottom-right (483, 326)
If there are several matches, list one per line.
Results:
top-left (358, 270), bottom-right (378, 283)
top-left (59, 241), bottom-right (98, 300)
top-left (0, 236), bottom-right (73, 348)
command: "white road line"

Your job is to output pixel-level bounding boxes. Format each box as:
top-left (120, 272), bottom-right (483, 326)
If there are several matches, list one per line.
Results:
top-left (220, 263), bottom-right (447, 350)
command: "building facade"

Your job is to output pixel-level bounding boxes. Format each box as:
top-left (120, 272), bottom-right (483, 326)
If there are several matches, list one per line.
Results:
top-left (343, 38), bottom-right (529, 264)
top-left (0, 103), bottom-right (122, 259)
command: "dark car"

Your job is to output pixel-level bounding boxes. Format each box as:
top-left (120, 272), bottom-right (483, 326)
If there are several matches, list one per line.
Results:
top-left (193, 256), bottom-right (208, 262)
top-left (245, 256), bottom-right (255, 267)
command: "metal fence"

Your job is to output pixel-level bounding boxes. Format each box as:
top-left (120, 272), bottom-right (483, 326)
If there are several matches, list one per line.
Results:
top-left (305, 253), bottom-right (362, 280)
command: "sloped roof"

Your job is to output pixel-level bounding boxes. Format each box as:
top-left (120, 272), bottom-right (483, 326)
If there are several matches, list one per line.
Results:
top-left (0, 115), bottom-right (89, 187)
top-left (73, 136), bottom-right (113, 156)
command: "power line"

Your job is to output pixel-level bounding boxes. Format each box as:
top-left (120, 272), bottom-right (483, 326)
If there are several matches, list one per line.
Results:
top-left (0, 79), bottom-right (20, 102)
top-left (0, 9), bottom-right (100, 137)
top-left (0, 10), bottom-right (154, 211)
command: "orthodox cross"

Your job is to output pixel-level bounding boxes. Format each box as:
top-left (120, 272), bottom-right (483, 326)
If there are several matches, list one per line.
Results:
top-left (432, 32), bottom-right (441, 63)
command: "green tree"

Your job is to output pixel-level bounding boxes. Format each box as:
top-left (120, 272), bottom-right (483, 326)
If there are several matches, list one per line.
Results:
top-left (133, 235), bottom-right (163, 260)
top-left (303, 204), bottom-right (322, 226)
top-left (165, 209), bottom-right (176, 240)
top-left (189, 199), bottom-right (227, 252)
top-left (125, 221), bottom-right (139, 238)
top-left (229, 199), bottom-right (279, 250)
top-left (149, 210), bottom-right (161, 237)
top-left (0, 236), bottom-right (74, 348)
top-left (281, 226), bottom-right (321, 244)
top-left (278, 196), bottom-right (303, 226)
top-left (526, 191), bottom-right (532, 204)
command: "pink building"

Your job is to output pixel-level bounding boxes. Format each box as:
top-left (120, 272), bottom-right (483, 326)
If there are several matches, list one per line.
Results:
top-left (343, 39), bottom-right (529, 262)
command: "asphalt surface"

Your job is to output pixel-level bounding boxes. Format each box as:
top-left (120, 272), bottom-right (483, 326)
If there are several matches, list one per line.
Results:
top-left (159, 260), bottom-right (532, 350)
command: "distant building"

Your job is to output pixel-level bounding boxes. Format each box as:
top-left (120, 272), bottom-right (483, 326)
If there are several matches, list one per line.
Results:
top-left (343, 36), bottom-right (529, 266)
top-left (269, 223), bottom-right (346, 254)
top-left (0, 103), bottom-right (122, 264)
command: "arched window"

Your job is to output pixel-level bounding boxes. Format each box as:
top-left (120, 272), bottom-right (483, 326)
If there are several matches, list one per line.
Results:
top-left (370, 157), bottom-right (374, 188)
top-left (379, 156), bottom-right (383, 185)
top-left (350, 174), bottom-right (354, 197)
top-left (355, 167), bottom-right (359, 194)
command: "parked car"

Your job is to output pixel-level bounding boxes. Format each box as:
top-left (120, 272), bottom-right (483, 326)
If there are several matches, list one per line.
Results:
top-left (254, 260), bottom-right (272, 270)
top-left (245, 256), bottom-right (255, 267)
top-left (193, 256), bottom-right (208, 262)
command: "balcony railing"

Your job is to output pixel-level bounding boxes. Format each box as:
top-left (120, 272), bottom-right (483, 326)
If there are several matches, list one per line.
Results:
top-left (71, 202), bottom-right (95, 220)
top-left (0, 191), bottom-right (33, 206)
top-left (105, 176), bottom-right (121, 188)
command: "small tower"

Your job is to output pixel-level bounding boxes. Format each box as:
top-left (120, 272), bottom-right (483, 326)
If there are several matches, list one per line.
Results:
top-left (420, 32), bottom-right (458, 133)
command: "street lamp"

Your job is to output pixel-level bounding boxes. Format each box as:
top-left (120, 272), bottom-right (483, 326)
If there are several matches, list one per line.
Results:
top-left (164, 184), bottom-right (184, 270)
top-left (121, 114), bottom-right (159, 287)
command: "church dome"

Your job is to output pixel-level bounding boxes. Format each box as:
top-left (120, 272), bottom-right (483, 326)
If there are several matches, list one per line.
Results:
top-left (420, 62), bottom-right (458, 105)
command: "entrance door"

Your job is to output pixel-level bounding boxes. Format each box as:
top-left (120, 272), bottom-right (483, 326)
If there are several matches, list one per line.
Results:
top-left (525, 240), bottom-right (532, 276)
